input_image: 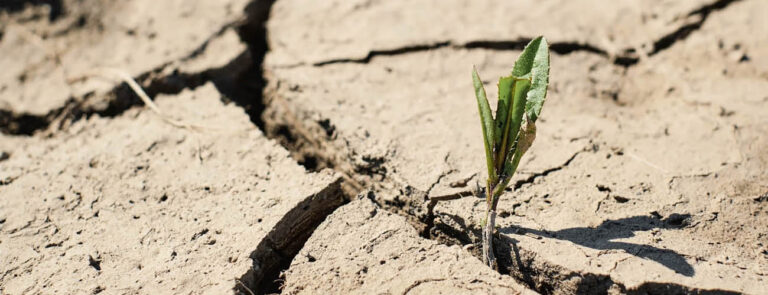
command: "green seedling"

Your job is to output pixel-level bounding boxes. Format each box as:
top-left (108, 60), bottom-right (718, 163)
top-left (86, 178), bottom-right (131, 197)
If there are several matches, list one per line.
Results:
top-left (472, 36), bottom-right (549, 269)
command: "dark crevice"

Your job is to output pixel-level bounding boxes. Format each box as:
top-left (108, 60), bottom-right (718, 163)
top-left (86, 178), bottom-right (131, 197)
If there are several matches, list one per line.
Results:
top-left (45, 62), bottom-right (225, 131)
top-left (549, 42), bottom-right (607, 56)
top-left (87, 70), bottom-right (207, 118)
top-left (613, 55), bottom-right (640, 67)
top-left (462, 39), bottom-right (529, 51)
top-left (259, 81), bottom-right (367, 195)
top-left (0, 0), bottom-right (64, 21)
top-left (466, 39), bottom-right (608, 57)
top-left (260, 89), bottom-right (365, 194)
top-left (264, 123), bottom-right (333, 173)
top-left (0, 32), bottom-right (252, 136)
top-left (234, 178), bottom-right (346, 295)
top-left (313, 41), bottom-right (452, 66)
top-left (0, 109), bottom-right (50, 135)
top-left (226, 1), bottom-right (362, 294)
top-left (650, 0), bottom-right (743, 56)
top-left (209, 0), bottom-right (290, 133)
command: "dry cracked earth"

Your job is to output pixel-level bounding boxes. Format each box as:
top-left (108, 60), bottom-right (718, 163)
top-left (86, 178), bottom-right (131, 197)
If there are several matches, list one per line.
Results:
top-left (1, 0), bottom-right (767, 294)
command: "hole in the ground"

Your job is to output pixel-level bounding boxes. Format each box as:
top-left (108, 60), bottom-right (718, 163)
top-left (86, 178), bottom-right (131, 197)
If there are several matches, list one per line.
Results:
top-left (297, 155), bottom-right (318, 171)
top-left (317, 118), bottom-right (335, 137)
top-left (274, 125), bottom-right (295, 143)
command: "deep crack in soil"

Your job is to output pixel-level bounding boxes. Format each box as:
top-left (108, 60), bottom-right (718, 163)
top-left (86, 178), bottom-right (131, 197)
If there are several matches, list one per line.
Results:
top-left (0, 49), bottom-right (247, 135)
top-left (235, 179), bottom-right (346, 295)
top-left (650, 0), bottom-right (743, 56)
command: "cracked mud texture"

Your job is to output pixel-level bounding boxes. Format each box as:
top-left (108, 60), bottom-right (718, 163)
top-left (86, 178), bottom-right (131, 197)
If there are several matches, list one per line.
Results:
top-left (263, 0), bottom-right (767, 293)
top-left (0, 84), bottom-right (343, 294)
top-left (0, 0), bottom-right (248, 116)
top-left (1, 0), bottom-right (767, 294)
top-left (266, 0), bottom-right (733, 66)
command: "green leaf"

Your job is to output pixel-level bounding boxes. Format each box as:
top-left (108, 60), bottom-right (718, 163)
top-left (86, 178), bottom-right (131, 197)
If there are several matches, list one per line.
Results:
top-left (496, 77), bottom-right (530, 174)
top-left (493, 76), bottom-right (514, 149)
top-left (512, 36), bottom-right (550, 122)
top-left (493, 76), bottom-right (515, 165)
top-left (472, 67), bottom-right (497, 182)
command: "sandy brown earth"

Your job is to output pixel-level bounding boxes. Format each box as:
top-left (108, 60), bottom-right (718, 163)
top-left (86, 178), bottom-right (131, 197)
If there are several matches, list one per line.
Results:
top-left (1, 0), bottom-right (767, 294)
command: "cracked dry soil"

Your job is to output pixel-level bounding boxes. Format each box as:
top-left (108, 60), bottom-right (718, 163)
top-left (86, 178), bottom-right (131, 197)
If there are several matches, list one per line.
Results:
top-left (1, 0), bottom-right (767, 294)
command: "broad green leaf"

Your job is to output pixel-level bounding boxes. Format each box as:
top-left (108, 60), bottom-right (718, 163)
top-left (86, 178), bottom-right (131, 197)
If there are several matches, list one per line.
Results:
top-left (496, 78), bottom-right (530, 174)
top-left (472, 67), bottom-right (497, 181)
top-left (512, 36), bottom-right (550, 122)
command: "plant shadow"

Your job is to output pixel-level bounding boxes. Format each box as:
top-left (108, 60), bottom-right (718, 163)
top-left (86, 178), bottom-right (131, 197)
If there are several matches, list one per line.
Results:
top-left (498, 213), bottom-right (696, 277)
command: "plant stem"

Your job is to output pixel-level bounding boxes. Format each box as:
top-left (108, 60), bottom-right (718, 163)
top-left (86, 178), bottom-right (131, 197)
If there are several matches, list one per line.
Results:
top-left (482, 185), bottom-right (498, 270)
top-left (482, 209), bottom-right (497, 270)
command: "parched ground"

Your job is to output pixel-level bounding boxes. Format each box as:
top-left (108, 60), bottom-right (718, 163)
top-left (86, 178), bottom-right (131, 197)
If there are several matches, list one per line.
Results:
top-left (1, 0), bottom-right (766, 294)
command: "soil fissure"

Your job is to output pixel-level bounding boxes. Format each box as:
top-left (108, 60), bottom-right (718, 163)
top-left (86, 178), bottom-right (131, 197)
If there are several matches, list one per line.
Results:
top-left (299, 0), bottom-right (745, 69)
top-left (235, 179), bottom-right (346, 295)
top-left (650, 0), bottom-right (744, 56)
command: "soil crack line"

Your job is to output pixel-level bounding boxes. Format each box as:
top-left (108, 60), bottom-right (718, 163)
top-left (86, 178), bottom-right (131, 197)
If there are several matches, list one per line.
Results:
top-left (311, 39), bottom-right (636, 67)
top-left (306, 0), bottom-right (745, 70)
top-left (511, 148), bottom-right (586, 190)
top-left (649, 0), bottom-right (744, 56)
top-left (235, 179), bottom-right (346, 295)
top-left (0, 23), bottom-right (249, 135)
top-left (313, 41), bottom-right (452, 66)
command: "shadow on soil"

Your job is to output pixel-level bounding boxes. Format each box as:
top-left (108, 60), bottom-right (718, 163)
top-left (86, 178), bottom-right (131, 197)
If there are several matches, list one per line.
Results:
top-left (425, 211), bottom-right (742, 294)
top-left (500, 214), bottom-right (695, 277)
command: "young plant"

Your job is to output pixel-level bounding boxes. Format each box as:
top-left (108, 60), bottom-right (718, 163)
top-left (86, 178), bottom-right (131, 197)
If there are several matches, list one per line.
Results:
top-left (472, 36), bottom-right (550, 269)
